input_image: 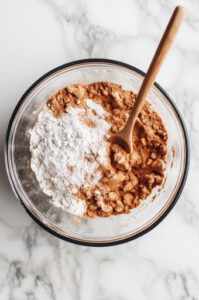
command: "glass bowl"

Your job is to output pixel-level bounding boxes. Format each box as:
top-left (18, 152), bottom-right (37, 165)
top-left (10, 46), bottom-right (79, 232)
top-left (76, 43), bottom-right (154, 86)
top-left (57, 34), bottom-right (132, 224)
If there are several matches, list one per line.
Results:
top-left (5, 59), bottom-right (189, 246)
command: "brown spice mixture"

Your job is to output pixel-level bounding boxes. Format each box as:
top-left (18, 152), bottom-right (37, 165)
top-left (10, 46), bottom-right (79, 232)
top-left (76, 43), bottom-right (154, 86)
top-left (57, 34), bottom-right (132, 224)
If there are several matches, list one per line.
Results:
top-left (47, 82), bottom-right (168, 218)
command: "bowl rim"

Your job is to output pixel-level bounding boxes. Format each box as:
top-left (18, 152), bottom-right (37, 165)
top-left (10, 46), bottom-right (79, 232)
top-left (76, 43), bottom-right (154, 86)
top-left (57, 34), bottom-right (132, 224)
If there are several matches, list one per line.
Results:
top-left (4, 58), bottom-right (190, 247)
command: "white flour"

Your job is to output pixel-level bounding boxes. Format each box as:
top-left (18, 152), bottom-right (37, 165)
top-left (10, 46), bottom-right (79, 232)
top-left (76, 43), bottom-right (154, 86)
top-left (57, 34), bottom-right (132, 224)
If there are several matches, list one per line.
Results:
top-left (30, 99), bottom-right (110, 216)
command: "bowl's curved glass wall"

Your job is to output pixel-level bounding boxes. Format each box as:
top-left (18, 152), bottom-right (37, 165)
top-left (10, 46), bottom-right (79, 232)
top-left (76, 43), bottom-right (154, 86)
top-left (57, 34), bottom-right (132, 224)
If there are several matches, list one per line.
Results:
top-left (6, 61), bottom-right (188, 245)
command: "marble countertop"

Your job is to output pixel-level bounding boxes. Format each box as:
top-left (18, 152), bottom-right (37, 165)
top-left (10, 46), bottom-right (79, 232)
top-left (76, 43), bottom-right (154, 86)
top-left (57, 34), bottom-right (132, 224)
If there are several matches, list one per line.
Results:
top-left (0, 0), bottom-right (198, 299)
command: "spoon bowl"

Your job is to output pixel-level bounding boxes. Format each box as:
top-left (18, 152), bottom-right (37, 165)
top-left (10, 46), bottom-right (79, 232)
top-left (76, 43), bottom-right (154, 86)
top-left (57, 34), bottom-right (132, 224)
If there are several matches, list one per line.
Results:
top-left (110, 130), bottom-right (132, 153)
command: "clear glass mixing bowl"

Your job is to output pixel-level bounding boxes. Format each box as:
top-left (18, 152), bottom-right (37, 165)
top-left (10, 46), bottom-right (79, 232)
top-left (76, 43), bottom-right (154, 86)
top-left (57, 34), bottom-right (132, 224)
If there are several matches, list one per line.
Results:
top-left (5, 59), bottom-right (189, 246)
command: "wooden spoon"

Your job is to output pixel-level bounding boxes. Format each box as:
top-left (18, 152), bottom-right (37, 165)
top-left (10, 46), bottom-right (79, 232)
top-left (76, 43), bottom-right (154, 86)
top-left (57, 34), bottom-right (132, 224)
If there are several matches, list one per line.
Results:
top-left (110, 6), bottom-right (186, 153)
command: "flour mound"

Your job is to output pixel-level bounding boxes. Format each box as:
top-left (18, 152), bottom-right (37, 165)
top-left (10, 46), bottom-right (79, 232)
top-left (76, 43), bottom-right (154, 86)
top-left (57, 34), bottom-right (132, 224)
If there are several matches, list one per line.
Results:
top-left (30, 101), bottom-right (110, 216)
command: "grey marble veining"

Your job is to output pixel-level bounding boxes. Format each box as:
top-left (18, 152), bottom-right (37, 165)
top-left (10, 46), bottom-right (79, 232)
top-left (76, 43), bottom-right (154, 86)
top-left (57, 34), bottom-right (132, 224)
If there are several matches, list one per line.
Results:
top-left (0, 0), bottom-right (199, 299)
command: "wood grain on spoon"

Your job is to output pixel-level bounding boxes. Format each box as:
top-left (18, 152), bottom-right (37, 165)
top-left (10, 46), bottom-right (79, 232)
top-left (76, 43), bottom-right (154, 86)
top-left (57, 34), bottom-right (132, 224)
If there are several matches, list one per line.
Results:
top-left (110, 6), bottom-right (186, 153)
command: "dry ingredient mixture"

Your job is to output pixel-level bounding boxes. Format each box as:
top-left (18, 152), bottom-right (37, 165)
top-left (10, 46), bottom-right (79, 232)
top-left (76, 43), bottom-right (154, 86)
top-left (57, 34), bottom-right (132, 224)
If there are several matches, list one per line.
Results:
top-left (30, 82), bottom-right (168, 218)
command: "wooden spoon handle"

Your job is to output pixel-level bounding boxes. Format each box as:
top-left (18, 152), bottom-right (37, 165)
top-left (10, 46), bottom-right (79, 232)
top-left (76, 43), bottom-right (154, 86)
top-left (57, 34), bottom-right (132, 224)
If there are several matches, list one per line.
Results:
top-left (126, 6), bottom-right (186, 132)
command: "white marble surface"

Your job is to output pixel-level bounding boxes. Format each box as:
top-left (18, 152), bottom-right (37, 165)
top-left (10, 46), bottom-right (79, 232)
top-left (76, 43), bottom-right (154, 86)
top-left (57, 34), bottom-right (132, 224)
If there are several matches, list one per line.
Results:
top-left (0, 0), bottom-right (198, 299)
